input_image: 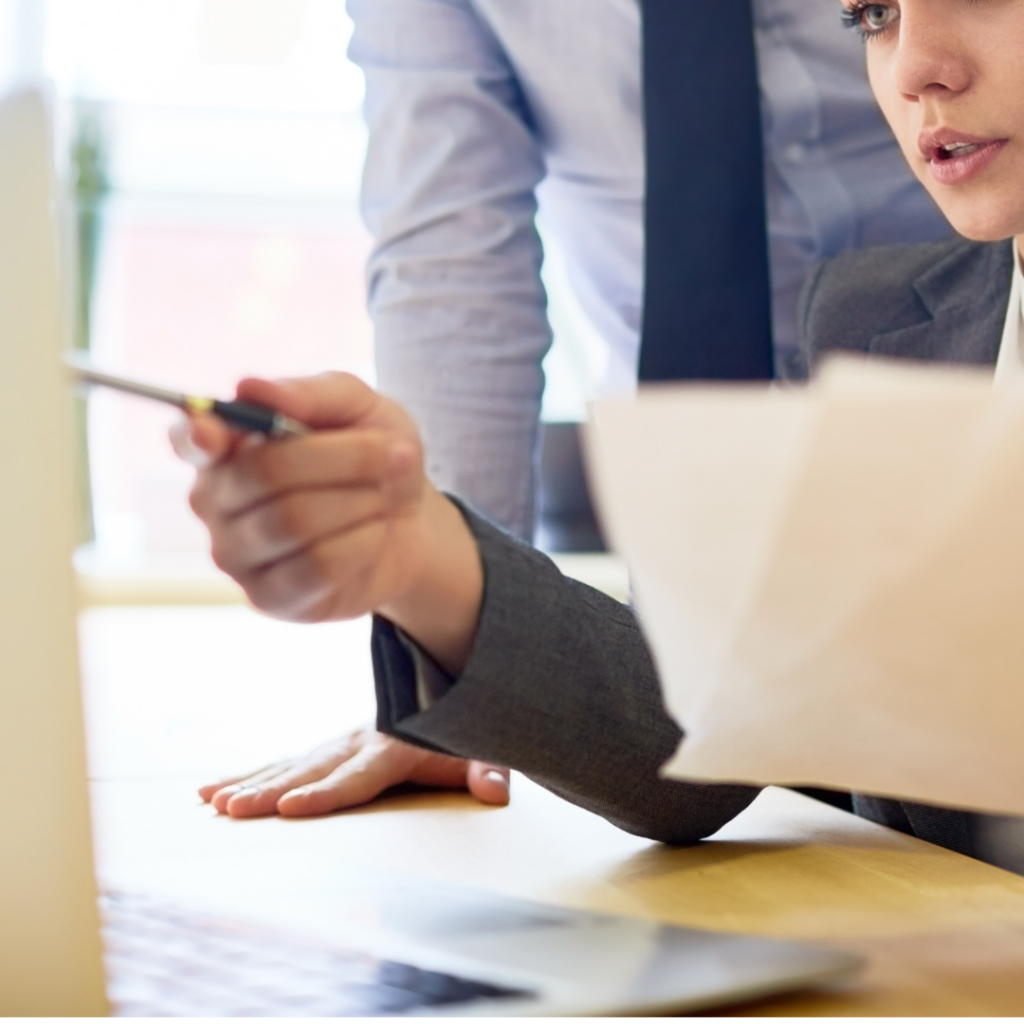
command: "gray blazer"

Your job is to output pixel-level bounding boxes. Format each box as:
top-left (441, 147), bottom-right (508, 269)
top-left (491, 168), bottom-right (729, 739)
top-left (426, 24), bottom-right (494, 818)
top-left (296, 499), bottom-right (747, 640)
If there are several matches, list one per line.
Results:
top-left (374, 236), bottom-right (1016, 863)
top-left (798, 236), bottom-right (1015, 853)
top-left (799, 235), bottom-right (1013, 367)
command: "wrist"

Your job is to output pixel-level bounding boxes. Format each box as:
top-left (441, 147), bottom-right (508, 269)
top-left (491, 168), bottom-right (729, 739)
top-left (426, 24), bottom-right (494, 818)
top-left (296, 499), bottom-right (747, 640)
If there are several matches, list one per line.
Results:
top-left (377, 486), bottom-right (484, 676)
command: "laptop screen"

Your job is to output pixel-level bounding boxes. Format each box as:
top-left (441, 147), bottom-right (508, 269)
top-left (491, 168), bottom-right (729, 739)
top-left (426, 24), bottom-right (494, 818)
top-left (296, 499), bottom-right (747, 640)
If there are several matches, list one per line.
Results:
top-left (0, 87), bottom-right (108, 1015)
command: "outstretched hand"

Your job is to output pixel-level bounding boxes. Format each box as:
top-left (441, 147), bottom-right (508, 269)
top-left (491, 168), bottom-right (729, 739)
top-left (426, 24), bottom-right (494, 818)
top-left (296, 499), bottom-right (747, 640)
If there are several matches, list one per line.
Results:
top-left (199, 727), bottom-right (510, 818)
top-left (170, 373), bottom-right (431, 623)
top-left (170, 372), bottom-right (484, 674)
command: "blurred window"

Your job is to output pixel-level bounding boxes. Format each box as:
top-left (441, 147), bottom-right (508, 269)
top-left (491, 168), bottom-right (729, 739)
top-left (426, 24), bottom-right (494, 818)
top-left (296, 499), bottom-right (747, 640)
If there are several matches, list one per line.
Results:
top-left (44, 0), bottom-right (373, 567)
top-left (35, 0), bottom-right (600, 572)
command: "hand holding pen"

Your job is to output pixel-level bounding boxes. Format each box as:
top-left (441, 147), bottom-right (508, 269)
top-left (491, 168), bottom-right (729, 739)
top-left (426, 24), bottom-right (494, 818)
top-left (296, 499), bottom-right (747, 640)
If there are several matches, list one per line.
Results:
top-left (70, 357), bottom-right (482, 674)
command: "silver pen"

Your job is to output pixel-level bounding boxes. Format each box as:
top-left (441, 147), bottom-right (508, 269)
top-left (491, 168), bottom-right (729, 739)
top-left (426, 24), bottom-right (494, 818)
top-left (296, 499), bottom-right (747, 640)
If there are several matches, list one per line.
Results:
top-left (65, 356), bottom-right (309, 438)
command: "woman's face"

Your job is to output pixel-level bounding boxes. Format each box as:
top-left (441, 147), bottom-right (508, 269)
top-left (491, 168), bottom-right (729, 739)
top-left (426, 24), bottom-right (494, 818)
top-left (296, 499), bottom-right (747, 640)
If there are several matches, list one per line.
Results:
top-left (845, 0), bottom-right (1024, 243)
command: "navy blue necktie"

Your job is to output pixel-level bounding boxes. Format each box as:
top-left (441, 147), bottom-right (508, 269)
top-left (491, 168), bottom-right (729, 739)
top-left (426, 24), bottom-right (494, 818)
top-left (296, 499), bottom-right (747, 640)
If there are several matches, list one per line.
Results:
top-left (638, 0), bottom-right (774, 381)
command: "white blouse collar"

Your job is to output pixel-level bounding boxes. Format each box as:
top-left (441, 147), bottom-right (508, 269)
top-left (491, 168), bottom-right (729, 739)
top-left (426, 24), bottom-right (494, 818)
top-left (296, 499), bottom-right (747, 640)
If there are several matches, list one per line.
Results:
top-left (992, 244), bottom-right (1024, 383)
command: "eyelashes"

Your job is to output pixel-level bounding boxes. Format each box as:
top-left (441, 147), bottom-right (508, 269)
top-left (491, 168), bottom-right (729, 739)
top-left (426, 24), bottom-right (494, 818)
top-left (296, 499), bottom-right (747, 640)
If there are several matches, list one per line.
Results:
top-left (840, 0), bottom-right (900, 41)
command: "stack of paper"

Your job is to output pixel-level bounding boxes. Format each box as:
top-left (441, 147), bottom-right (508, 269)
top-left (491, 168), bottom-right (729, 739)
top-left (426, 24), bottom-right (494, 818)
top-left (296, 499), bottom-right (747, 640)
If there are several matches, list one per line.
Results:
top-left (586, 357), bottom-right (1024, 816)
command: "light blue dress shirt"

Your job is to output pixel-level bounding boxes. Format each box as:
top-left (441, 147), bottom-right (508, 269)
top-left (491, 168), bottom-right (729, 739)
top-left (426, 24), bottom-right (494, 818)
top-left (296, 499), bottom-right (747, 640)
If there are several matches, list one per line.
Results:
top-left (348, 0), bottom-right (951, 539)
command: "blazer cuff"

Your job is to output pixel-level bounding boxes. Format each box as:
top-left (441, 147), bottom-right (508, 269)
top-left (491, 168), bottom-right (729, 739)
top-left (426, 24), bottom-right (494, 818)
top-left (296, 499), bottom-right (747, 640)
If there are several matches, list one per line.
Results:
top-left (372, 619), bottom-right (457, 730)
top-left (372, 496), bottom-right (525, 748)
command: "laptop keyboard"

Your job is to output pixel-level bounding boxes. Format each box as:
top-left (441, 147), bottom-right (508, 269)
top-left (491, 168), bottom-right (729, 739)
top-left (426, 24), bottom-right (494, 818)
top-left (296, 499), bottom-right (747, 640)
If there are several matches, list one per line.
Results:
top-left (100, 889), bottom-right (533, 1017)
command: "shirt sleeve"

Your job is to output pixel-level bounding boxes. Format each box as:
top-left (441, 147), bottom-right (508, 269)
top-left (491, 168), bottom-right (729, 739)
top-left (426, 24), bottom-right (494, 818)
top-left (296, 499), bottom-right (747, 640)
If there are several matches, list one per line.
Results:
top-left (372, 500), bottom-right (760, 844)
top-left (395, 627), bottom-right (455, 712)
top-left (348, 0), bottom-right (550, 540)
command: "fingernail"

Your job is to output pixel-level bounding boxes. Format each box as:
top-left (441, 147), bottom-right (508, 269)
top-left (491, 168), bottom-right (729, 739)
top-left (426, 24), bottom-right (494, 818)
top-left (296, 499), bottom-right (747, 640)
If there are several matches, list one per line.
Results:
top-left (284, 787), bottom-right (309, 799)
top-left (231, 787), bottom-right (260, 800)
top-left (484, 770), bottom-right (507, 787)
top-left (170, 418), bottom-right (200, 463)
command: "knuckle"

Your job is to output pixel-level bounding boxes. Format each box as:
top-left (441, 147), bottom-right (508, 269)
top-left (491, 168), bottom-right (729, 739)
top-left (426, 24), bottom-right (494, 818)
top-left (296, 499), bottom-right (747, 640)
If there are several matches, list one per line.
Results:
top-left (369, 732), bottom-right (398, 756)
top-left (358, 435), bottom-right (388, 477)
top-left (245, 562), bottom-right (319, 622)
top-left (188, 480), bottom-right (211, 519)
top-left (340, 432), bottom-right (383, 480)
top-left (209, 538), bottom-right (261, 586)
top-left (208, 539), bottom-right (234, 575)
top-left (246, 447), bottom-right (283, 493)
top-left (304, 540), bottom-right (340, 584)
top-left (292, 598), bottom-right (334, 625)
top-left (207, 535), bottom-right (224, 566)
top-left (242, 578), bottom-right (282, 617)
top-left (274, 494), bottom-right (310, 539)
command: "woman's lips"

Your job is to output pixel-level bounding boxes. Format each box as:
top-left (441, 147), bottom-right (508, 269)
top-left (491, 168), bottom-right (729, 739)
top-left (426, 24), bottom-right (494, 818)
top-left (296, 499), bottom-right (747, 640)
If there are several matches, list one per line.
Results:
top-left (926, 138), bottom-right (1008, 187)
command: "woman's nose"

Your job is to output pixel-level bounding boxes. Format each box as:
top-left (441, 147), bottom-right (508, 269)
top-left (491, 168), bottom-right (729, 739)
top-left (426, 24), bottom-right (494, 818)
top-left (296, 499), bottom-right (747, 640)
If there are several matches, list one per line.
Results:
top-left (889, 12), bottom-right (971, 99)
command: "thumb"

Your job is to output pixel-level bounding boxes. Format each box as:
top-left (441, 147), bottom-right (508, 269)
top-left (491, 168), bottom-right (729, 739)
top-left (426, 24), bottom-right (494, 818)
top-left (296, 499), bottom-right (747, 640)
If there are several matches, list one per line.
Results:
top-left (466, 762), bottom-right (511, 806)
top-left (236, 372), bottom-right (378, 431)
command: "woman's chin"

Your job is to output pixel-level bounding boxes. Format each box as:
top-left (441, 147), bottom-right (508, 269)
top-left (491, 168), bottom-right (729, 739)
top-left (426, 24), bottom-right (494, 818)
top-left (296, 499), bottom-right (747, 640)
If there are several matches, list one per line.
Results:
top-left (953, 225), bottom-right (1016, 243)
top-left (940, 201), bottom-right (1024, 244)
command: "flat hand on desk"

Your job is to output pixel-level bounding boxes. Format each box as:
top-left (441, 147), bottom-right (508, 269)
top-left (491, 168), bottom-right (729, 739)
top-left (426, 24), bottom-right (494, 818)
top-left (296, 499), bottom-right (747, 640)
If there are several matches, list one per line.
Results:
top-left (198, 726), bottom-right (510, 818)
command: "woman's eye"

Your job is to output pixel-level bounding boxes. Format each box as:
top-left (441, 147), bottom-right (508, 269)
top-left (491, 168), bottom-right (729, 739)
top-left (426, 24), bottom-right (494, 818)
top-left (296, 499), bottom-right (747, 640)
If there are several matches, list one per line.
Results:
top-left (841, 2), bottom-right (898, 39)
top-left (863, 5), bottom-right (895, 29)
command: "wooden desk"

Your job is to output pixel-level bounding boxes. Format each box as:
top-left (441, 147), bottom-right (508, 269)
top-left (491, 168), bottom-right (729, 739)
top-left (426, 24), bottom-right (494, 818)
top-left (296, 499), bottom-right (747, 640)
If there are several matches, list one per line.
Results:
top-left (83, 607), bottom-right (1024, 1016)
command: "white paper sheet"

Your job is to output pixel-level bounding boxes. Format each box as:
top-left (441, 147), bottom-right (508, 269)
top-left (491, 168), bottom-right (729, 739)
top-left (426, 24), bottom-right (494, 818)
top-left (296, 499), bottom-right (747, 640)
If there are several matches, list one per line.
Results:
top-left (586, 357), bottom-right (1024, 817)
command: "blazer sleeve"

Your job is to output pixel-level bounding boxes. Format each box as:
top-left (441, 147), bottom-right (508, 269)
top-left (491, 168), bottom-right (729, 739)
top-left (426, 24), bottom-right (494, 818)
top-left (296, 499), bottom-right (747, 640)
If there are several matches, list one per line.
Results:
top-left (373, 503), bottom-right (760, 845)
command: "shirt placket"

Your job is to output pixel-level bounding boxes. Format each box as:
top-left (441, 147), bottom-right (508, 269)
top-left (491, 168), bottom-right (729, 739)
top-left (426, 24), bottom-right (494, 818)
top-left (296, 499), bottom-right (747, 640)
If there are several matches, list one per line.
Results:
top-left (753, 2), bottom-right (857, 260)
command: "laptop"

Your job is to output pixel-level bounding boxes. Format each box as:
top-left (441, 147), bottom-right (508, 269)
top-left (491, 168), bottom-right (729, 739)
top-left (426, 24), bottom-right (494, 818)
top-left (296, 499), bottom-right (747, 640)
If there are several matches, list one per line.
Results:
top-left (0, 86), bottom-right (861, 1016)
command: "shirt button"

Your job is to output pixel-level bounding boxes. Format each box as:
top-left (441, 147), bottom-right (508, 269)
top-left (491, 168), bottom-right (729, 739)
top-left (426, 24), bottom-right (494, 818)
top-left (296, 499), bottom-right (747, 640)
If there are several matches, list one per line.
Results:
top-left (783, 142), bottom-right (807, 164)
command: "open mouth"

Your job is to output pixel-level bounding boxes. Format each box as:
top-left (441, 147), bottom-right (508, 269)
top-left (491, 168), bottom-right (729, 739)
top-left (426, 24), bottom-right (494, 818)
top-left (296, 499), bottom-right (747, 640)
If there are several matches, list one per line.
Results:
top-left (934, 141), bottom-right (986, 161)
top-left (925, 138), bottom-right (1007, 186)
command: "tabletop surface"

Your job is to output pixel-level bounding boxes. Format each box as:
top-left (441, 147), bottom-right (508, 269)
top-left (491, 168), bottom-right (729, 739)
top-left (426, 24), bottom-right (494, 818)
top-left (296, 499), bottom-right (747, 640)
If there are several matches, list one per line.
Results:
top-left (82, 605), bottom-right (1024, 1016)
